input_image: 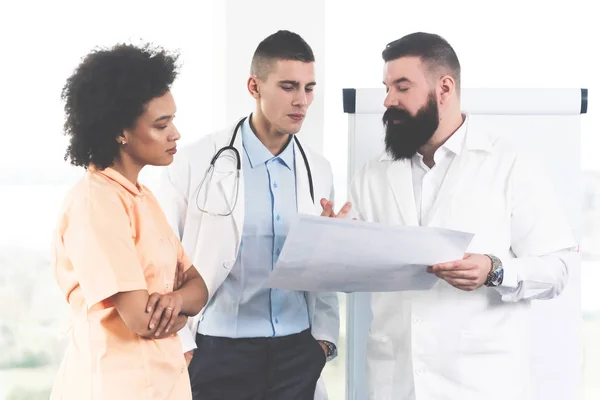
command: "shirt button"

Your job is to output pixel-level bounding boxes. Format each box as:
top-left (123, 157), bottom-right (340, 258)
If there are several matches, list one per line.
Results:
top-left (415, 367), bottom-right (426, 376)
top-left (275, 318), bottom-right (279, 324)
top-left (276, 215), bottom-right (281, 221)
top-left (412, 317), bottom-right (421, 324)
top-left (273, 182), bottom-right (278, 188)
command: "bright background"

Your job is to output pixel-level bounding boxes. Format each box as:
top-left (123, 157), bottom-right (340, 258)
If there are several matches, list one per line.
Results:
top-left (0, 1), bottom-right (597, 399)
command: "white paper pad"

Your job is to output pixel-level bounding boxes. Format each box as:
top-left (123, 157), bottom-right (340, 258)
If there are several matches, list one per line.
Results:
top-left (268, 215), bottom-right (474, 292)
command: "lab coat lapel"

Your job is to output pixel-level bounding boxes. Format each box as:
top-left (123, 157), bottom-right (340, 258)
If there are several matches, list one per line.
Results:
top-left (426, 117), bottom-right (492, 226)
top-left (213, 121), bottom-right (245, 250)
top-left (386, 158), bottom-right (419, 226)
top-left (294, 140), bottom-right (316, 215)
top-left (425, 151), bottom-right (467, 226)
top-left (293, 140), bottom-right (319, 326)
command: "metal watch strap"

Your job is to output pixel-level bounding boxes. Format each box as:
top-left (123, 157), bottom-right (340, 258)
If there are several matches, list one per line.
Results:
top-left (485, 254), bottom-right (503, 287)
top-left (320, 340), bottom-right (336, 358)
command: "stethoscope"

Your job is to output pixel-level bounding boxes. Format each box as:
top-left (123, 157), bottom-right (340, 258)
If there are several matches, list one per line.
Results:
top-left (195, 116), bottom-right (314, 216)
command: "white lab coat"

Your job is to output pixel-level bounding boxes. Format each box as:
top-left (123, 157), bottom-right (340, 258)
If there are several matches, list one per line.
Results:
top-left (349, 115), bottom-right (577, 400)
top-left (158, 120), bottom-right (339, 400)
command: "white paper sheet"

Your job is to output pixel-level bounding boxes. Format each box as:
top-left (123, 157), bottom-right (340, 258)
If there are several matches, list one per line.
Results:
top-left (268, 214), bottom-right (474, 292)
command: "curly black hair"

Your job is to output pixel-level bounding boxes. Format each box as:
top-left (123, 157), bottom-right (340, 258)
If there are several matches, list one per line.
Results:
top-left (61, 43), bottom-right (180, 169)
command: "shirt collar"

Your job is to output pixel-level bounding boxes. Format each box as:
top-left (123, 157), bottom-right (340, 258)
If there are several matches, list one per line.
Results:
top-left (241, 115), bottom-right (294, 169)
top-left (413, 113), bottom-right (468, 163)
top-left (441, 113), bottom-right (468, 156)
top-left (91, 166), bottom-right (145, 196)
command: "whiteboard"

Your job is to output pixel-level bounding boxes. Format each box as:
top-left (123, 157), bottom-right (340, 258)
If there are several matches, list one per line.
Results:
top-left (343, 87), bottom-right (587, 400)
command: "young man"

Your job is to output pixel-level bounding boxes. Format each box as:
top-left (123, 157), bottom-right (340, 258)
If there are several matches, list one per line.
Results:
top-left (347, 32), bottom-right (578, 400)
top-left (158, 30), bottom-right (339, 400)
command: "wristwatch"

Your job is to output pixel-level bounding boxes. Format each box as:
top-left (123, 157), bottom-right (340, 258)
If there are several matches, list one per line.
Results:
top-left (319, 340), bottom-right (336, 359)
top-left (484, 254), bottom-right (504, 287)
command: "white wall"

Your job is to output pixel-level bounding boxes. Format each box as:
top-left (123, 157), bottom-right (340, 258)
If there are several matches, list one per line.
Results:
top-left (0, 0), bottom-right (216, 186)
top-left (212, 0), bottom-right (326, 154)
top-left (323, 0), bottom-right (598, 202)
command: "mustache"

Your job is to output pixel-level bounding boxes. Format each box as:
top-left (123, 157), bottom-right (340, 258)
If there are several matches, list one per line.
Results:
top-left (382, 107), bottom-right (411, 125)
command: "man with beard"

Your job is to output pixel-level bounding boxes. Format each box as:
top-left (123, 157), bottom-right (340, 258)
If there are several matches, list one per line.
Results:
top-left (345, 32), bottom-right (578, 400)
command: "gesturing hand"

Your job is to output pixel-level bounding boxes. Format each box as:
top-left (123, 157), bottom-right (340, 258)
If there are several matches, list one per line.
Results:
top-left (320, 198), bottom-right (352, 219)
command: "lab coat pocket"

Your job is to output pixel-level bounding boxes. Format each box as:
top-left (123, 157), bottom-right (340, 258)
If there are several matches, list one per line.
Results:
top-left (458, 331), bottom-right (514, 399)
top-left (459, 331), bottom-right (507, 354)
top-left (366, 335), bottom-right (394, 400)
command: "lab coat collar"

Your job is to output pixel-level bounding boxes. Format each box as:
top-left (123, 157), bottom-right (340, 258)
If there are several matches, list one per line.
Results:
top-left (443, 114), bottom-right (467, 156)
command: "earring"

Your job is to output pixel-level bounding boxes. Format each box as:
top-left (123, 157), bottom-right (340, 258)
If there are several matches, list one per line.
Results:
top-left (121, 140), bottom-right (127, 145)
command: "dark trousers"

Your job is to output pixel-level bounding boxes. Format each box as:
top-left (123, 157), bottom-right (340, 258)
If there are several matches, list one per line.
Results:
top-left (188, 328), bottom-right (326, 400)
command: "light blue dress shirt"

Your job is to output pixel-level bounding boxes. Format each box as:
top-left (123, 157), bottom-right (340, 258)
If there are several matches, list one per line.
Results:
top-left (198, 118), bottom-right (310, 338)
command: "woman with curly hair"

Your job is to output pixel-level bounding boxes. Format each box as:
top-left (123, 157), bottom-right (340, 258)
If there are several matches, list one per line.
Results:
top-left (50, 43), bottom-right (207, 400)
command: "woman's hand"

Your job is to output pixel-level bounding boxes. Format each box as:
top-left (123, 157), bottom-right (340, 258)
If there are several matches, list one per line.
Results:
top-left (152, 315), bottom-right (189, 339)
top-left (146, 292), bottom-right (184, 337)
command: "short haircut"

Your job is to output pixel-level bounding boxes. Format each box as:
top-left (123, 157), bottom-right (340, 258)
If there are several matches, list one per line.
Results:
top-left (62, 43), bottom-right (179, 169)
top-left (250, 30), bottom-right (315, 80)
top-left (382, 32), bottom-right (461, 91)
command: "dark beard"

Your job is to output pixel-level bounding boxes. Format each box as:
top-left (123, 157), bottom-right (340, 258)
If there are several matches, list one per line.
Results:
top-left (383, 93), bottom-right (440, 160)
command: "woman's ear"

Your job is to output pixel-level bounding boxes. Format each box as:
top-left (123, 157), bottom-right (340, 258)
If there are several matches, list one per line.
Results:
top-left (116, 131), bottom-right (128, 146)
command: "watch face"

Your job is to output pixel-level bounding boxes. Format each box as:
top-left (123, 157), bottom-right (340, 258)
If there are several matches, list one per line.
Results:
top-left (485, 267), bottom-right (503, 287)
top-left (495, 268), bottom-right (504, 285)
